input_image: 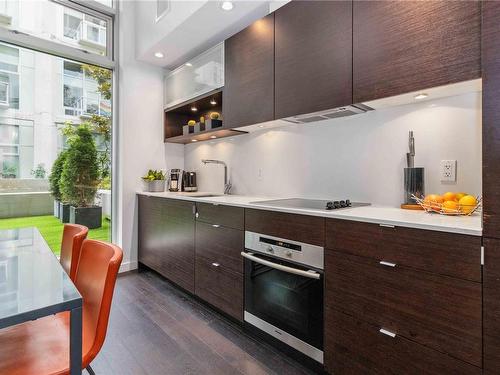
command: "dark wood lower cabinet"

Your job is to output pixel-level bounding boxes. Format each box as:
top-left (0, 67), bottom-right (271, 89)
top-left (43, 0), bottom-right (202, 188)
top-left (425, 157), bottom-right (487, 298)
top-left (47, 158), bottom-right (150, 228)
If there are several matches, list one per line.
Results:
top-left (195, 221), bottom-right (244, 321)
top-left (245, 208), bottom-right (325, 246)
top-left (326, 250), bottom-right (482, 367)
top-left (484, 237), bottom-right (500, 373)
top-left (138, 196), bottom-right (195, 293)
top-left (325, 308), bottom-right (481, 375)
top-left (195, 257), bottom-right (243, 321)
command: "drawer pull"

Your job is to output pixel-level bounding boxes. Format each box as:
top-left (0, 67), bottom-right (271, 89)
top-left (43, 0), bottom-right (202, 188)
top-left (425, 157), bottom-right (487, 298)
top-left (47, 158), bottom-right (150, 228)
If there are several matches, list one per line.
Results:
top-left (212, 224), bottom-right (220, 228)
top-left (211, 262), bottom-right (220, 267)
top-left (379, 328), bottom-right (396, 338)
top-left (379, 223), bottom-right (395, 228)
top-left (195, 212), bottom-right (199, 218)
top-left (379, 260), bottom-right (396, 267)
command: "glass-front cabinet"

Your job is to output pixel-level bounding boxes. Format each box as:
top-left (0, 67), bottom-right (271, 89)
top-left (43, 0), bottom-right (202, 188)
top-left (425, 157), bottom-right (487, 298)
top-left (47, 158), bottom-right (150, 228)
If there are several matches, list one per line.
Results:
top-left (164, 42), bottom-right (224, 109)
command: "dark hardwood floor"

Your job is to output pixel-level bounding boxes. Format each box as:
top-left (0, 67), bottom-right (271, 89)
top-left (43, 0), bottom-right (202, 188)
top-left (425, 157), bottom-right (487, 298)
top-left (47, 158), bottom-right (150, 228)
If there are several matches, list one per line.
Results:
top-left (91, 270), bottom-right (315, 375)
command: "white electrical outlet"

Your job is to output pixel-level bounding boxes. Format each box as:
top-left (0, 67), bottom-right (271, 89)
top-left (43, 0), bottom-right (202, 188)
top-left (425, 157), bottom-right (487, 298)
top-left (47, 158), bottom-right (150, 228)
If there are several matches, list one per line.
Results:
top-left (440, 160), bottom-right (457, 182)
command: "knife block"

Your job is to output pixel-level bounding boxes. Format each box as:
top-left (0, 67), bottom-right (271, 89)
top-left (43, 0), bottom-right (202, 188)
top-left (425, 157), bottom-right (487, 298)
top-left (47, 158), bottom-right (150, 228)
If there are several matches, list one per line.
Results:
top-left (404, 167), bottom-right (425, 204)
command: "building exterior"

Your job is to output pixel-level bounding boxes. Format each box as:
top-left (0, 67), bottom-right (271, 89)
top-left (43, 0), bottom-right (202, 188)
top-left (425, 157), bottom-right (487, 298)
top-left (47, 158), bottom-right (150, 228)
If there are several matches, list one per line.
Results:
top-left (0, 0), bottom-right (110, 180)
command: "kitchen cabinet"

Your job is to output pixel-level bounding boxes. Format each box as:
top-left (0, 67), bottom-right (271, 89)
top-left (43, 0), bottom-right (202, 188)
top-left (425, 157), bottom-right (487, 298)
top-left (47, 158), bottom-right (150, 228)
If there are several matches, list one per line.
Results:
top-left (324, 219), bottom-right (483, 373)
top-left (274, 0), bottom-right (352, 118)
top-left (327, 250), bottom-right (482, 367)
top-left (195, 204), bottom-right (244, 321)
top-left (138, 196), bottom-right (195, 293)
top-left (353, 1), bottom-right (481, 103)
top-left (483, 1), bottom-right (500, 240)
top-left (195, 202), bottom-right (244, 230)
top-left (325, 308), bottom-right (481, 375)
top-left (484, 237), bottom-right (500, 373)
top-left (223, 13), bottom-right (274, 128)
top-left (326, 219), bottom-right (481, 281)
top-left (163, 43), bottom-right (224, 110)
top-left (245, 208), bottom-right (325, 247)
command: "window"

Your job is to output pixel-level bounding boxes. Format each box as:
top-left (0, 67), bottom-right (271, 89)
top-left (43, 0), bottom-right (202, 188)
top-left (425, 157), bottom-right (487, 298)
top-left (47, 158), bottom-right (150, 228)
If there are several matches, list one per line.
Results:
top-left (0, 44), bottom-right (19, 109)
top-left (0, 0), bottom-right (114, 247)
top-left (0, 124), bottom-right (19, 178)
top-left (0, 0), bottom-right (111, 58)
top-left (63, 60), bottom-right (111, 117)
top-left (81, 15), bottom-right (107, 49)
top-left (64, 11), bottom-right (82, 40)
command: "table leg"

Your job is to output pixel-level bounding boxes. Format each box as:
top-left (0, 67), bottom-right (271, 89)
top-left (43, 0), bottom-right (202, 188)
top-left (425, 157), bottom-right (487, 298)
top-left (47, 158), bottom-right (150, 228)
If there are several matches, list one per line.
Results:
top-left (70, 306), bottom-right (82, 375)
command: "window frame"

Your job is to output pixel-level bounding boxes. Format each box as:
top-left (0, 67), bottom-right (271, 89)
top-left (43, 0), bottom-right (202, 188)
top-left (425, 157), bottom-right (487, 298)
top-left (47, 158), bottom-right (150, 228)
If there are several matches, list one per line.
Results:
top-left (0, 0), bottom-right (120, 245)
top-left (0, 123), bottom-right (20, 178)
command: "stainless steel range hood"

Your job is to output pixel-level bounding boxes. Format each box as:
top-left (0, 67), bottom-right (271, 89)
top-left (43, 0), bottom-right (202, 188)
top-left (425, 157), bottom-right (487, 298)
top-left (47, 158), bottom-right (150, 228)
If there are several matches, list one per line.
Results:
top-left (281, 103), bottom-right (374, 124)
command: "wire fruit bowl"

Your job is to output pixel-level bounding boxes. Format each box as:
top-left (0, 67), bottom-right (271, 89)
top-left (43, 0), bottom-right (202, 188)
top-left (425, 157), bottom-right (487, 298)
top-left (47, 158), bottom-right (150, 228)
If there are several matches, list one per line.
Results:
top-left (411, 194), bottom-right (482, 216)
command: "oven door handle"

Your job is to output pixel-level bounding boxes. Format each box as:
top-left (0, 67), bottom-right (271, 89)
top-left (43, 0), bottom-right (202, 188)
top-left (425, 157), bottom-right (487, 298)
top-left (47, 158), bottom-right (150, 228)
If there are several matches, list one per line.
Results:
top-left (241, 252), bottom-right (321, 279)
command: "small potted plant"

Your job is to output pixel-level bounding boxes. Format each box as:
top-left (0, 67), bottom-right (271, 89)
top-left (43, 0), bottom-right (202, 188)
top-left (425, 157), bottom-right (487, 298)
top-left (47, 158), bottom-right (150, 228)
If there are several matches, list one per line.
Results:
top-left (48, 151), bottom-right (67, 218)
top-left (142, 169), bottom-right (166, 192)
top-left (60, 126), bottom-right (102, 229)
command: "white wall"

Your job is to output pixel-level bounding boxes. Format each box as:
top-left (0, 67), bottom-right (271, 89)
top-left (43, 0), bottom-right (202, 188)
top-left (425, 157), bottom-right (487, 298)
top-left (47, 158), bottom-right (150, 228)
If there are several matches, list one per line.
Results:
top-left (184, 92), bottom-right (482, 207)
top-left (117, 0), bottom-right (184, 271)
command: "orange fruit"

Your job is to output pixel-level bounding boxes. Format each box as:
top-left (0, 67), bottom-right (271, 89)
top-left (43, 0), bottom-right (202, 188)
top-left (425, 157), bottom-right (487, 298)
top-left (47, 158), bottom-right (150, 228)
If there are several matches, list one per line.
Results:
top-left (442, 200), bottom-right (459, 213)
top-left (459, 195), bottom-right (477, 214)
top-left (455, 192), bottom-right (467, 201)
top-left (442, 192), bottom-right (457, 202)
top-left (424, 194), bottom-right (444, 211)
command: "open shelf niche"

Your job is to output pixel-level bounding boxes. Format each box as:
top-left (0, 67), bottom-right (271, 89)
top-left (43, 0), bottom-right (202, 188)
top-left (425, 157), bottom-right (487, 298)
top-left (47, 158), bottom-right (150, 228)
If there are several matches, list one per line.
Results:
top-left (164, 89), bottom-right (247, 144)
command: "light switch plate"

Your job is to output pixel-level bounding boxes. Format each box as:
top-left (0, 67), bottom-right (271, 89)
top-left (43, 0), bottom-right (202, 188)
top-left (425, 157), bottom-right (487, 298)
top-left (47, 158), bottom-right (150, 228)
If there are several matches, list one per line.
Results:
top-left (440, 160), bottom-right (457, 182)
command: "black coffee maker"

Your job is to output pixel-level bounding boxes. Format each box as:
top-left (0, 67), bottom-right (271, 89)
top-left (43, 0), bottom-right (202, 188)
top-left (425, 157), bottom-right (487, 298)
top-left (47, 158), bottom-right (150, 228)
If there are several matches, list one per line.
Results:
top-left (182, 171), bottom-right (197, 192)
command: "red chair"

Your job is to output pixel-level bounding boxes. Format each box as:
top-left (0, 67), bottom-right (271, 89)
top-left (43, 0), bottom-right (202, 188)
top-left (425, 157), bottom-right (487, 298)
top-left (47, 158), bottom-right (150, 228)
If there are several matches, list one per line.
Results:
top-left (60, 224), bottom-right (88, 281)
top-left (0, 239), bottom-right (123, 375)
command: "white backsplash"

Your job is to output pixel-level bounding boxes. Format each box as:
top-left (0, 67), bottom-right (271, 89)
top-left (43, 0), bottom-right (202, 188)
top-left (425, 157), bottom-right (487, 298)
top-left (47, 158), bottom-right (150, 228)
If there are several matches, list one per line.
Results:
top-left (179, 92), bottom-right (482, 207)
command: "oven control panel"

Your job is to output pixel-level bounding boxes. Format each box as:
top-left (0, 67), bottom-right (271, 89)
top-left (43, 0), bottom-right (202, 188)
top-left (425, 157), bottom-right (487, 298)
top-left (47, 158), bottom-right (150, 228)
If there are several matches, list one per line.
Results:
top-left (244, 231), bottom-right (324, 270)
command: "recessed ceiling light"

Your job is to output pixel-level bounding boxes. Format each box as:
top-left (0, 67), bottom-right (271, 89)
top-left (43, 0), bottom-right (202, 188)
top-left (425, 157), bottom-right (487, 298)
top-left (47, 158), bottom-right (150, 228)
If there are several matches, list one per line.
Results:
top-left (210, 99), bottom-right (217, 105)
top-left (191, 139), bottom-right (198, 142)
top-left (191, 106), bottom-right (197, 112)
top-left (185, 62), bottom-right (193, 67)
top-left (210, 135), bottom-right (217, 139)
top-left (221, 1), bottom-right (233, 11)
top-left (258, 125), bottom-right (265, 128)
top-left (414, 93), bottom-right (428, 100)
top-left (154, 52), bottom-right (164, 58)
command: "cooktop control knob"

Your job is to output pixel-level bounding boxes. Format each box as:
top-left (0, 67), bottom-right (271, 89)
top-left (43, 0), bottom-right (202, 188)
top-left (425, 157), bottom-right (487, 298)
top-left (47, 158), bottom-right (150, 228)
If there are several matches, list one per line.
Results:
top-left (346, 199), bottom-right (351, 206)
top-left (326, 201), bottom-right (334, 210)
top-left (334, 201), bottom-right (341, 209)
top-left (285, 250), bottom-right (292, 257)
top-left (267, 246), bottom-right (274, 253)
top-left (340, 200), bottom-right (346, 208)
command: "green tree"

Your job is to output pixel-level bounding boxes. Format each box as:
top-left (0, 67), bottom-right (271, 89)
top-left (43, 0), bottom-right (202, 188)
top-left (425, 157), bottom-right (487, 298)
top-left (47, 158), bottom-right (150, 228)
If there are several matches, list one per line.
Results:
top-left (82, 64), bottom-right (112, 181)
top-left (48, 151), bottom-right (67, 201)
top-left (60, 126), bottom-right (100, 207)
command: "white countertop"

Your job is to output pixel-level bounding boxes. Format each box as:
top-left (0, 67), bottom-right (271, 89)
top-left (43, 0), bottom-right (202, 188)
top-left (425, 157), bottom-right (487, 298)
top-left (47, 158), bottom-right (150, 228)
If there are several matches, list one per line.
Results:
top-left (137, 191), bottom-right (483, 236)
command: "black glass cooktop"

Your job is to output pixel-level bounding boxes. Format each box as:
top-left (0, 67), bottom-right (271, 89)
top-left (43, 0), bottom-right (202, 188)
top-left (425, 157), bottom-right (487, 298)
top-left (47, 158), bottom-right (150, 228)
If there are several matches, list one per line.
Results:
top-left (249, 198), bottom-right (370, 211)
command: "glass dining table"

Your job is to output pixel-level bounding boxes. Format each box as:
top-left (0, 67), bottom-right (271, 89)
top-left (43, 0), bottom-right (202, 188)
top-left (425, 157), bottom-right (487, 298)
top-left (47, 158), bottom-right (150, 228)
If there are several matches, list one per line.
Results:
top-left (0, 227), bottom-right (83, 375)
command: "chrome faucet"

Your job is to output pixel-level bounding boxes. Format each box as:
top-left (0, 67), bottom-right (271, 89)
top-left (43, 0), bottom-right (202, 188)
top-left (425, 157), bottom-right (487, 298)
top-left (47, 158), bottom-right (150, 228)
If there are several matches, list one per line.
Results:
top-left (201, 159), bottom-right (232, 194)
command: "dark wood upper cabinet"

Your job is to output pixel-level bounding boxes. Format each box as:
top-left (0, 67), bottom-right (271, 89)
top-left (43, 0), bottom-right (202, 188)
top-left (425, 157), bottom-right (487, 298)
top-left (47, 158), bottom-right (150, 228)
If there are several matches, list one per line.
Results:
top-left (274, 0), bottom-right (353, 119)
top-left (353, 1), bottom-right (481, 103)
top-left (138, 196), bottom-right (196, 293)
top-left (223, 14), bottom-right (275, 128)
top-left (483, 1), bottom-right (500, 240)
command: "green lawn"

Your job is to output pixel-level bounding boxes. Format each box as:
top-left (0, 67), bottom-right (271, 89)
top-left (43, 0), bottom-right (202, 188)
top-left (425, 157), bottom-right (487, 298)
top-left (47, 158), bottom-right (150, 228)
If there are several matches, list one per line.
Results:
top-left (0, 215), bottom-right (110, 255)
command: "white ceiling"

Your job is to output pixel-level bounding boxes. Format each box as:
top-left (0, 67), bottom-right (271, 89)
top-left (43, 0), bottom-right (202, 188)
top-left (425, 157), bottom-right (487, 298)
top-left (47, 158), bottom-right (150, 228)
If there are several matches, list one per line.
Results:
top-left (134, 0), bottom-right (288, 70)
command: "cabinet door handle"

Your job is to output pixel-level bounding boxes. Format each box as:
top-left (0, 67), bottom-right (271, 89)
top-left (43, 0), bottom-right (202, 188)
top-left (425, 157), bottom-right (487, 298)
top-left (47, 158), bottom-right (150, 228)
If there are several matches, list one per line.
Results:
top-left (195, 212), bottom-right (199, 218)
top-left (379, 260), bottom-right (396, 267)
top-left (212, 224), bottom-right (220, 228)
top-left (379, 224), bottom-right (395, 229)
top-left (211, 262), bottom-right (220, 267)
top-left (379, 328), bottom-right (396, 338)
